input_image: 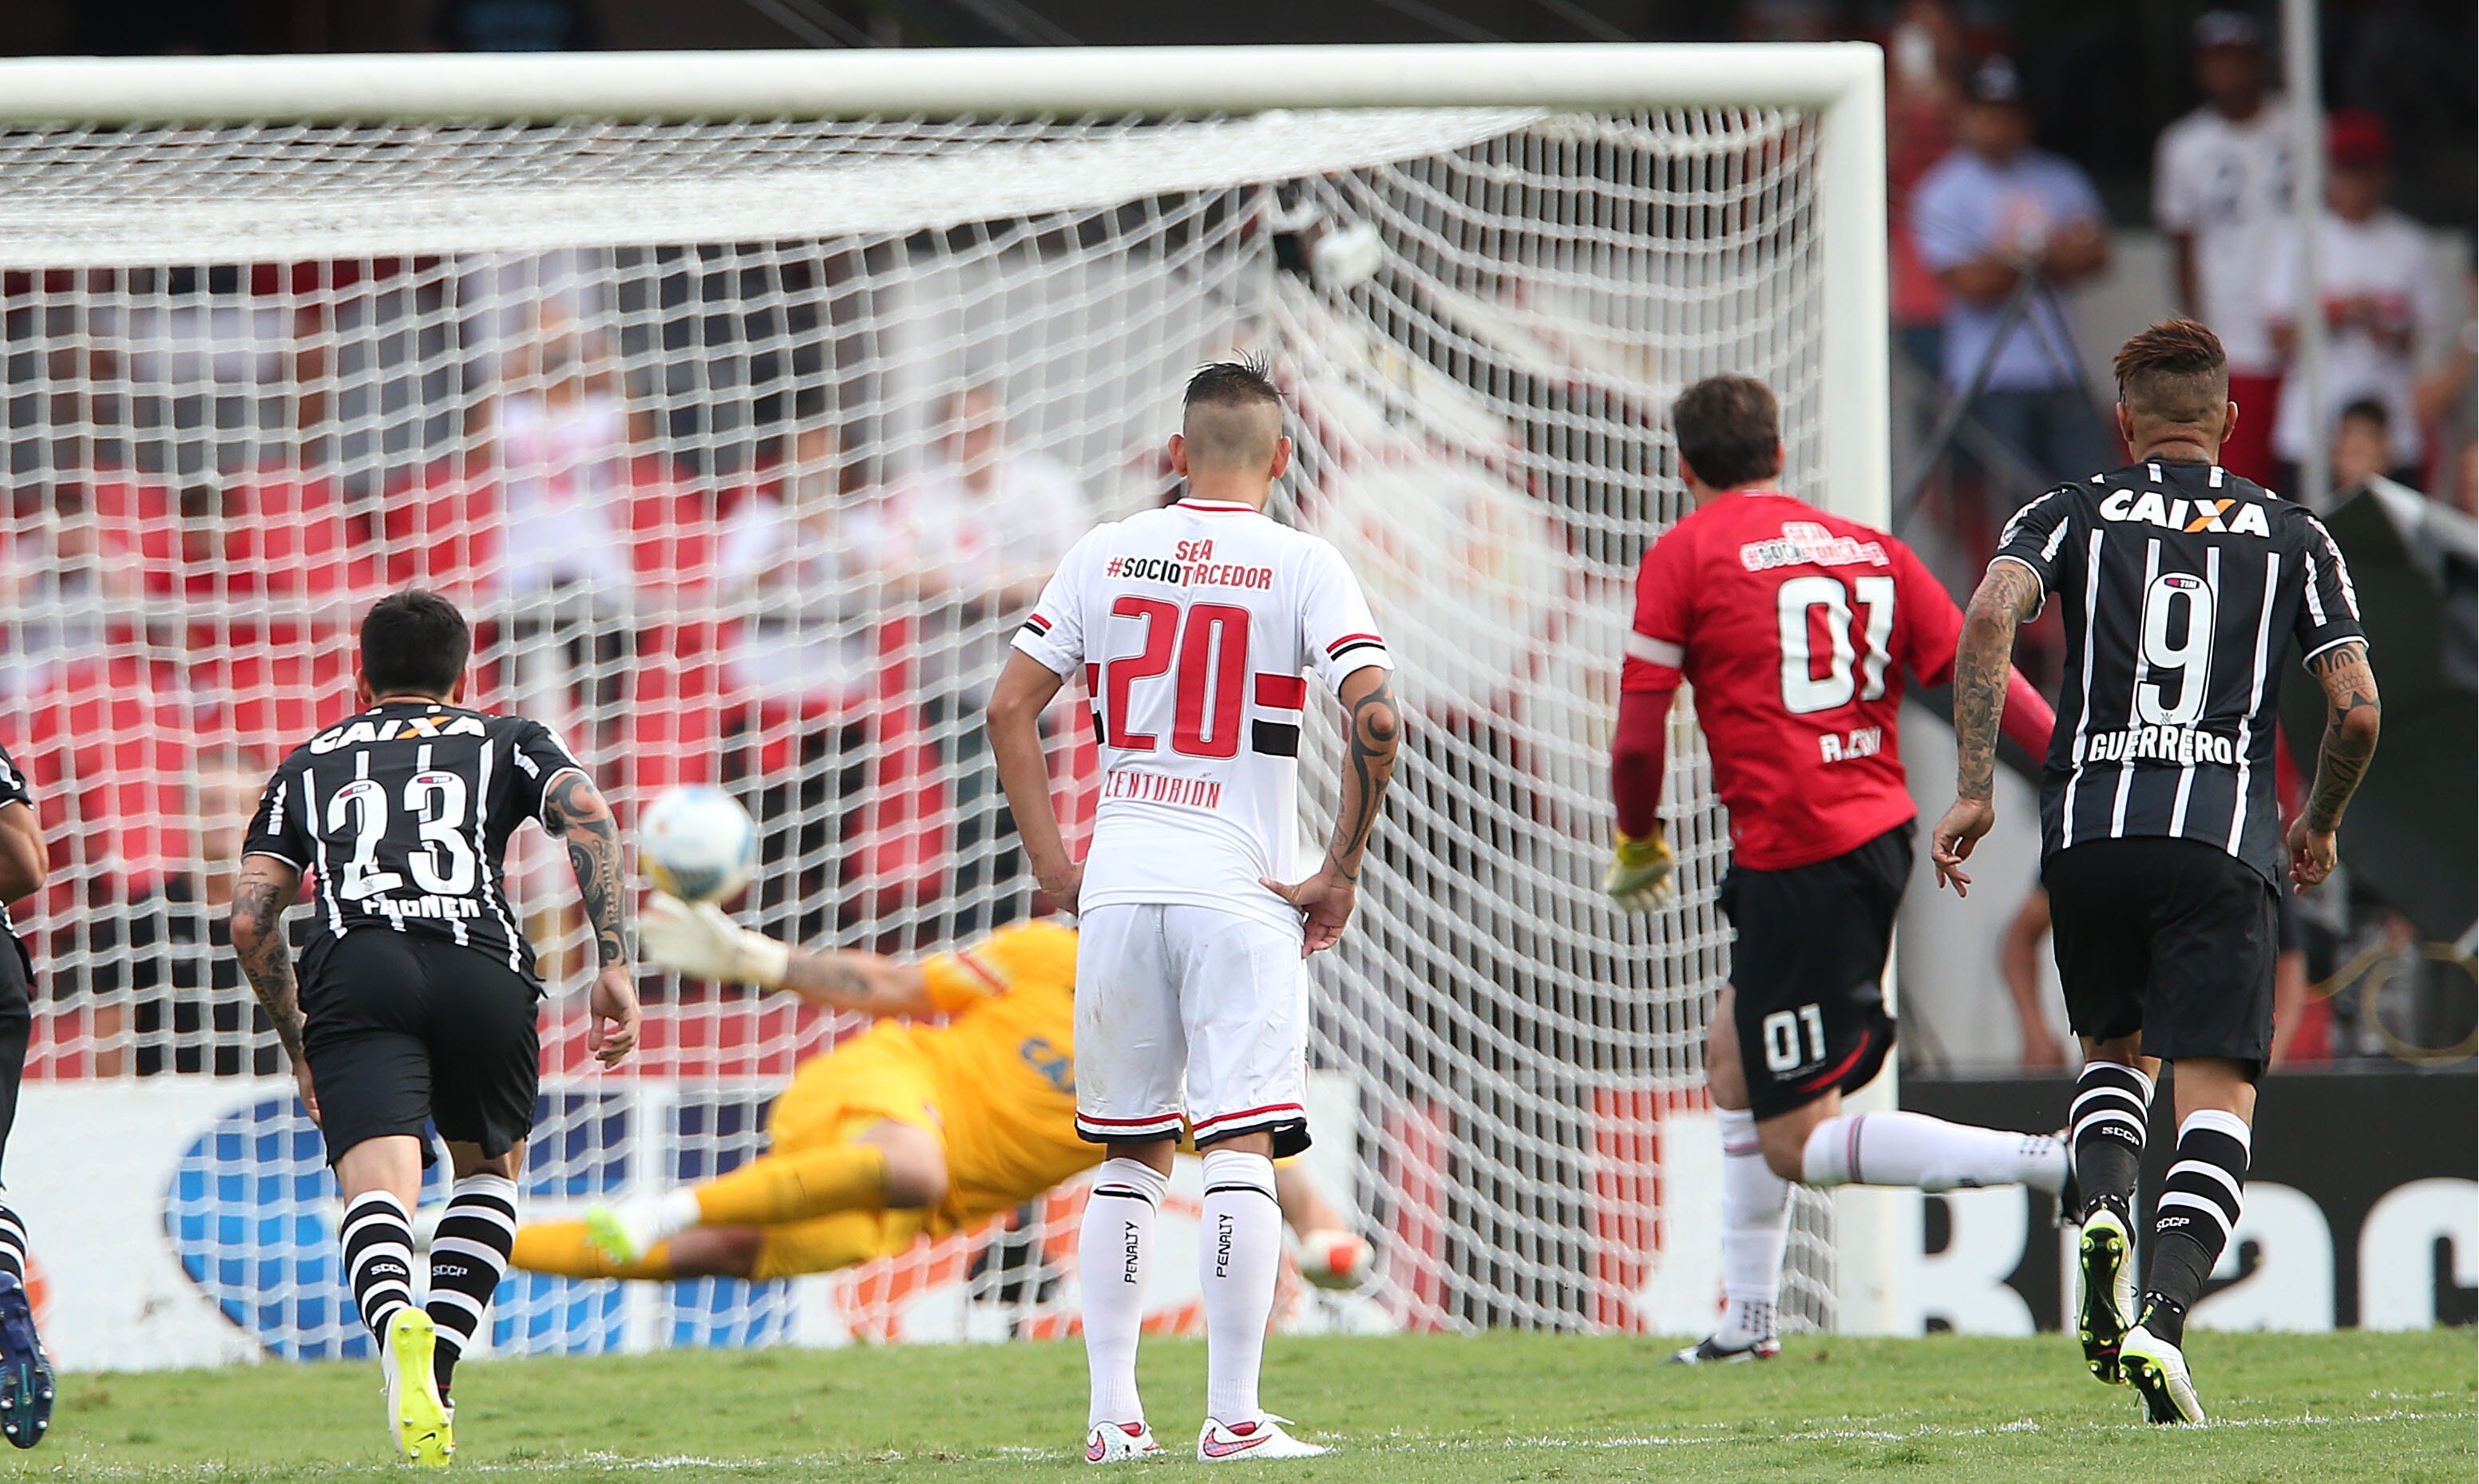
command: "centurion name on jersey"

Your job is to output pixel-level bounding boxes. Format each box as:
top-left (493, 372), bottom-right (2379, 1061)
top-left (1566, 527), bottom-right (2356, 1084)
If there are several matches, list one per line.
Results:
top-left (1012, 497), bottom-right (1392, 934)
top-left (242, 702), bottom-right (589, 978)
top-left (1994, 460), bottom-right (2365, 884)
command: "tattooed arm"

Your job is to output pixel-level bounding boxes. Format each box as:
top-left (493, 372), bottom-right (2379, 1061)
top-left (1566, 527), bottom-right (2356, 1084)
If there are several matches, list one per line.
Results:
top-left (1263, 665), bottom-right (1402, 956)
top-left (228, 853), bottom-right (318, 1119)
top-left (1930, 560), bottom-right (2045, 896)
top-left (779, 949), bottom-right (937, 1018)
top-left (2287, 642), bottom-right (2380, 890)
top-left (541, 769), bottom-right (641, 1066)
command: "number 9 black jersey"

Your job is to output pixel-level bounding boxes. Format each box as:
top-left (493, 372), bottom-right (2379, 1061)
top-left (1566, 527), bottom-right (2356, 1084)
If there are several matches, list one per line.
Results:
top-left (1993, 460), bottom-right (2366, 884)
top-left (242, 701), bottom-right (588, 980)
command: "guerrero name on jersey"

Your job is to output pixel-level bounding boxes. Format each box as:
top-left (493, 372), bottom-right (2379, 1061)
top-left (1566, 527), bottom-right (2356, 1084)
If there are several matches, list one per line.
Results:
top-left (1010, 497), bottom-right (1392, 933)
top-left (1994, 461), bottom-right (2364, 884)
top-left (242, 702), bottom-right (588, 980)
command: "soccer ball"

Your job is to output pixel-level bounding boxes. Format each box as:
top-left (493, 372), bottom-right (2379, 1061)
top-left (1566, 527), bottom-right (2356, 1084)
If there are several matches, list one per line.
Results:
top-left (636, 786), bottom-right (758, 904)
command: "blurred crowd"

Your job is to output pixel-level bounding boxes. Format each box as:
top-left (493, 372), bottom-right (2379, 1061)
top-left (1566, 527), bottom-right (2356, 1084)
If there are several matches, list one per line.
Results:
top-left (0, 281), bottom-right (1103, 1051)
top-left (1889, 5), bottom-right (2473, 526)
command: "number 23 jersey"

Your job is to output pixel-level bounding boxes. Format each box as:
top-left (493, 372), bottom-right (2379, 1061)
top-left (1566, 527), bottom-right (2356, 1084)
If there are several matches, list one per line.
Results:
top-left (243, 701), bottom-right (588, 979)
top-left (1012, 497), bottom-right (1392, 933)
top-left (1623, 490), bottom-right (1966, 871)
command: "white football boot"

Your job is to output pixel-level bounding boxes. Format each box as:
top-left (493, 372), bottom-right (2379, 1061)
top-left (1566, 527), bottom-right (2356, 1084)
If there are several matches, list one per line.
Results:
top-left (1083, 1420), bottom-right (1163, 1464)
top-left (1198, 1415), bottom-right (1328, 1462)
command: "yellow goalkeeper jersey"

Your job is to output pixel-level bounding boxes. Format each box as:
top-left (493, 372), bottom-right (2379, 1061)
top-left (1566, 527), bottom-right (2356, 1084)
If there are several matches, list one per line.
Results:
top-left (891, 919), bottom-right (1095, 1227)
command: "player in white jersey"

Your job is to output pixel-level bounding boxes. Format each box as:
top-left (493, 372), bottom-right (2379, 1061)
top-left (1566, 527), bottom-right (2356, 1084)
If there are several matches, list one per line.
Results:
top-left (990, 361), bottom-right (1400, 1465)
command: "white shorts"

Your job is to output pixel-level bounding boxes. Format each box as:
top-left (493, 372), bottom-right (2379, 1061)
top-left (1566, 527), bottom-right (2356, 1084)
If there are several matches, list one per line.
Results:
top-left (1073, 903), bottom-right (1310, 1156)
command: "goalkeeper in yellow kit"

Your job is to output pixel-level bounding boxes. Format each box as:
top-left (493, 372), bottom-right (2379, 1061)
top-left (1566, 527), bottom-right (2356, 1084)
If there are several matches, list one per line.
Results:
top-left (511, 898), bottom-right (1368, 1286)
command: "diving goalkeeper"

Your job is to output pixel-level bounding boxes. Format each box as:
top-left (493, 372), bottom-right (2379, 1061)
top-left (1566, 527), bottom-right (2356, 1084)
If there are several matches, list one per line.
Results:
top-left (511, 899), bottom-right (1370, 1288)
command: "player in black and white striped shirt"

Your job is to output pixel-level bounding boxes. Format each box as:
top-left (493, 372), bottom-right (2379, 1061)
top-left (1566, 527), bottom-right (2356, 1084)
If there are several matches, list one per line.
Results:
top-left (1931, 321), bottom-right (2380, 1425)
top-left (0, 744), bottom-right (53, 1448)
top-left (228, 591), bottom-right (643, 1466)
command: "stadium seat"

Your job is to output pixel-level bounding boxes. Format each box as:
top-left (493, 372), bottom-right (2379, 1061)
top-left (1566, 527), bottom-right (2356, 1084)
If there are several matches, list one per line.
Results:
top-left (194, 645), bottom-right (359, 755)
top-left (628, 457), bottom-right (724, 606)
top-left (378, 461), bottom-right (502, 608)
top-left (13, 655), bottom-right (197, 899)
top-left (628, 619), bottom-right (737, 800)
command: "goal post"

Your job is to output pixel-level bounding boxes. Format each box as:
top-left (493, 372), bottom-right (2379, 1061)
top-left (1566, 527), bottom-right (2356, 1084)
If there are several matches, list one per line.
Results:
top-left (0, 45), bottom-right (1899, 1367)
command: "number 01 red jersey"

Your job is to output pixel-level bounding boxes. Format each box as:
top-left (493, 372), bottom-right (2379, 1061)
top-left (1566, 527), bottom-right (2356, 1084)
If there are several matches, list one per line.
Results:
top-left (1622, 490), bottom-right (1963, 871)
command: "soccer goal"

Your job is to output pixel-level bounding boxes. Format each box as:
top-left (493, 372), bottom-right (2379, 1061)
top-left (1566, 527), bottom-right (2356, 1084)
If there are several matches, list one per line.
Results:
top-left (0, 44), bottom-right (1894, 1367)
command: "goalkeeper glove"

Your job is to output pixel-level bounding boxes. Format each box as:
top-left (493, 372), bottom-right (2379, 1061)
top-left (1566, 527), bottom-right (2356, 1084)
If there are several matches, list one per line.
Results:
top-left (640, 892), bottom-right (792, 988)
top-left (1603, 827), bottom-right (1676, 912)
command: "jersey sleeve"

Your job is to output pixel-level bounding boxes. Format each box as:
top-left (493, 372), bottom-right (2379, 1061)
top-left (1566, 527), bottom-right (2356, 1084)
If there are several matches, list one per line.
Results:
top-left (1889, 538), bottom-right (1966, 688)
top-left (1620, 525), bottom-right (1692, 693)
top-left (920, 939), bottom-right (1013, 1015)
top-left (1301, 540), bottom-right (1392, 695)
top-left (0, 743), bottom-right (31, 814)
top-left (1990, 485), bottom-right (2085, 602)
top-left (2292, 512), bottom-right (2368, 664)
top-left (1012, 527), bottom-right (1102, 678)
top-left (508, 718), bottom-right (591, 825)
top-left (241, 758), bottom-right (314, 870)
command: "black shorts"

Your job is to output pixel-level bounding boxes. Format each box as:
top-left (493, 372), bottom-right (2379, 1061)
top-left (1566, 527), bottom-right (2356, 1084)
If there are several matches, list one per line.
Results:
top-left (1720, 824), bottom-right (1909, 1120)
top-left (299, 930), bottom-right (541, 1165)
top-left (0, 943), bottom-right (28, 1174)
top-left (2042, 837), bottom-right (2279, 1071)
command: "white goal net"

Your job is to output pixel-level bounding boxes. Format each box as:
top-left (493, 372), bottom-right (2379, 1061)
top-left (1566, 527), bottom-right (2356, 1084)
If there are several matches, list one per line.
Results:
top-left (0, 48), bottom-right (1888, 1366)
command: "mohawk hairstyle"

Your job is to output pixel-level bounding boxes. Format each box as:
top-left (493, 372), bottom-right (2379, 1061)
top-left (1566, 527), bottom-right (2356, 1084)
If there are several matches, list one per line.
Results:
top-left (1183, 356), bottom-right (1282, 412)
top-left (2113, 319), bottom-right (2229, 425)
top-left (1179, 357), bottom-right (1285, 470)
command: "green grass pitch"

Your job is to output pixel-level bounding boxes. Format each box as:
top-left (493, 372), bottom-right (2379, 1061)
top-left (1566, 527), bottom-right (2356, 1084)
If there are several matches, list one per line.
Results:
top-left (10, 1329), bottom-right (2470, 1482)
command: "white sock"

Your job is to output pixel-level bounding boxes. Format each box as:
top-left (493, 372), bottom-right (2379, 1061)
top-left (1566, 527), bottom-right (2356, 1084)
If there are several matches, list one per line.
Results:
top-left (1198, 1150), bottom-right (1281, 1425)
top-left (1716, 1108), bottom-right (1788, 1344)
top-left (1800, 1112), bottom-right (2066, 1194)
top-left (1079, 1158), bottom-right (1165, 1427)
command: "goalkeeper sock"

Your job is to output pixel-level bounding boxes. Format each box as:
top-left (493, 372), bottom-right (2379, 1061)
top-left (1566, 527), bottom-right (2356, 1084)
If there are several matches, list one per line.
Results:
top-left (1198, 1150), bottom-right (1281, 1425)
top-left (2069, 1061), bottom-right (2153, 1219)
top-left (1800, 1112), bottom-right (2066, 1194)
top-left (1080, 1158), bottom-right (1165, 1427)
top-left (1715, 1108), bottom-right (1788, 1345)
top-left (509, 1221), bottom-right (677, 1281)
top-left (341, 1191), bottom-right (418, 1338)
top-left (695, 1142), bottom-right (891, 1226)
top-left (427, 1173), bottom-right (517, 1399)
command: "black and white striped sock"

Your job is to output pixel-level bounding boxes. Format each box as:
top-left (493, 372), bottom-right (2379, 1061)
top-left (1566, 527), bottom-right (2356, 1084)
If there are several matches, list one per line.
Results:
top-left (2069, 1061), bottom-right (2153, 1218)
top-left (426, 1173), bottom-right (518, 1399)
top-left (342, 1191), bottom-right (418, 1339)
top-left (0, 1195), bottom-right (29, 1287)
top-left (2144, 1109), bottom-right (2251, 1342)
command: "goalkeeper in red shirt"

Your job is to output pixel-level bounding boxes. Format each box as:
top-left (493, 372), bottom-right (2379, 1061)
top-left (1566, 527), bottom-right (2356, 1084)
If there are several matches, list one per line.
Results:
top-left (1607, 375), bottom-right (2067, 1363)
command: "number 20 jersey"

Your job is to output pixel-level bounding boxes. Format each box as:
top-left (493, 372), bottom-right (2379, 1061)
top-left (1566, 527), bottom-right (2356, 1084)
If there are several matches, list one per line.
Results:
top-left (1012, 497), bottom-right (1392, 934)
top-left (1623, 489), bottom-right (1970, 872)
top-left (243, 701), bottom-right (588, 979)
top-left (1994, 461), bottom-right (2363, 884)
